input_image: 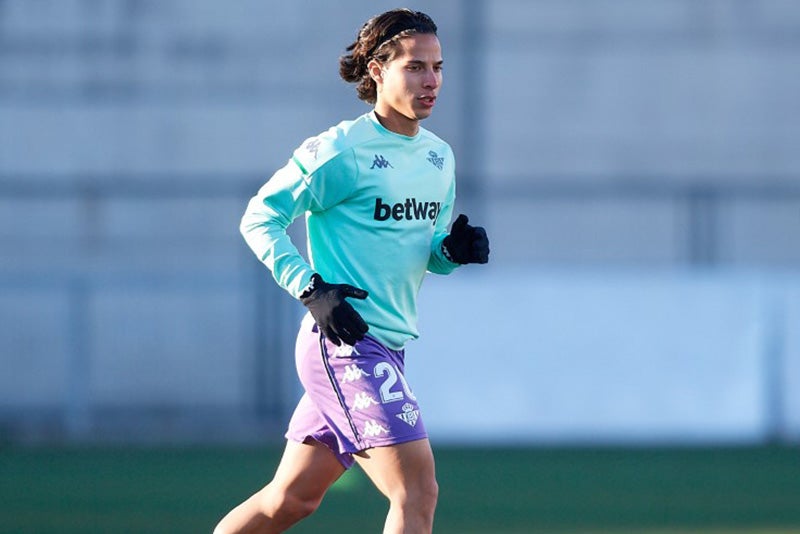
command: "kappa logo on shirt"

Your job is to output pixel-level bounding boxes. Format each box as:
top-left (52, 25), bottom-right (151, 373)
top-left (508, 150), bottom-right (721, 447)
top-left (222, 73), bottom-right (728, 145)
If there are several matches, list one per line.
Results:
top-left (370, 154), bottom-right (393, 169)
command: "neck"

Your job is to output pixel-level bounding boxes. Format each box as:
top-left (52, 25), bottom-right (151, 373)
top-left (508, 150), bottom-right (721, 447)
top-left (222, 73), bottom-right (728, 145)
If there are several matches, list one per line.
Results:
top-left (373, 107), bottom-right (419, 137)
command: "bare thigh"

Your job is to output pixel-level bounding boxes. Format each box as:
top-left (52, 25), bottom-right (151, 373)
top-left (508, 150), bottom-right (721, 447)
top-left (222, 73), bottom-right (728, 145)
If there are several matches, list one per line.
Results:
top-left (355, 438), bottom-right (437, 499)
top-left (270, 438), bottom-right (346, 504)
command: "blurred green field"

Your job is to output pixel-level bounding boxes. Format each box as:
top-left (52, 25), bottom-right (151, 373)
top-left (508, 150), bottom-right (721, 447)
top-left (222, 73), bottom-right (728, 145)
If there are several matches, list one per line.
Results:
top-left (1, 445), bottom-right (799, 533)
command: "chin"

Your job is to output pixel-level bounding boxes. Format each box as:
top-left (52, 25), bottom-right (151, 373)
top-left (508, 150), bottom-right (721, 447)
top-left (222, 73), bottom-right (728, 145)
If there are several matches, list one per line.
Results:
top-left (414, 109), bottom-right (433, 121)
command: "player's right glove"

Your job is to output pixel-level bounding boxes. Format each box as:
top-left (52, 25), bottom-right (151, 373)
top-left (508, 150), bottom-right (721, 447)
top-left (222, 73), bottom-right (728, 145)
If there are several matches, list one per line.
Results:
top-left (442, 214), bottom-right (490, 264)
top-left (300, 273), bottom-right (369, 347)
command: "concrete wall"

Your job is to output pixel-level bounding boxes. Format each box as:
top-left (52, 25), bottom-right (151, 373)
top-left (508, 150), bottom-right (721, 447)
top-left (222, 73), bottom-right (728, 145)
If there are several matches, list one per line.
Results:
top-left (413, 269), bottom-right (800, 444)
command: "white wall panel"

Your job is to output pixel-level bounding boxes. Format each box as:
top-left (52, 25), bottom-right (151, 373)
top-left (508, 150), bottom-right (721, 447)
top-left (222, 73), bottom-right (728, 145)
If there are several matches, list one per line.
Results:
top-left (88, 288), bottom-right (246, 407)
top-left (412, 269), bottom-right (773, 443)
top-left (0, 291), bottom-right (72, 407)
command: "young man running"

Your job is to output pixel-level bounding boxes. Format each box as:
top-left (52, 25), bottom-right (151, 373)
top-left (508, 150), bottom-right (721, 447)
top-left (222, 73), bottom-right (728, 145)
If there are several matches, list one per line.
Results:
top-left (215, 9), bottom-right (489, 534)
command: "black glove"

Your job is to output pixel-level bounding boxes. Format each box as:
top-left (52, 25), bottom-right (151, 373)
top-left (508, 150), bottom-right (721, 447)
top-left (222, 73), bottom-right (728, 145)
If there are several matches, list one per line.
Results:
top-left (442, 214), bottom-right (490, 264)
top-left (300, 274), bottom-right (369, 346)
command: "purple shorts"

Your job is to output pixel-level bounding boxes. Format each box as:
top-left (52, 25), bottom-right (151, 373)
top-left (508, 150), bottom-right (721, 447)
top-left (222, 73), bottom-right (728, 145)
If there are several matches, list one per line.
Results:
top-left (286, 314), bottom-right (427, 468)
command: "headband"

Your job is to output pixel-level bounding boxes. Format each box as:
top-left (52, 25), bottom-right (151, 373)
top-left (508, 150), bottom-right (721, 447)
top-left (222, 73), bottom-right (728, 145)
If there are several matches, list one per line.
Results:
top-left (368, 25), bottom-right (411, 58)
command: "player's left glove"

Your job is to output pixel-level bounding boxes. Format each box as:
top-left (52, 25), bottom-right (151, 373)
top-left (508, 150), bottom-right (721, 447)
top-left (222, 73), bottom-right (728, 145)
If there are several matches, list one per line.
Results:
top-left (442, 214), bottom-right (490, 264)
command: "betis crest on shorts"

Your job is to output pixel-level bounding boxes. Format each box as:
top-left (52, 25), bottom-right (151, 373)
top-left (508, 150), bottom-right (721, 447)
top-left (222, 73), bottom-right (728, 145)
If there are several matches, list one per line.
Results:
top-left (396, 402), bottom-right (420, 427)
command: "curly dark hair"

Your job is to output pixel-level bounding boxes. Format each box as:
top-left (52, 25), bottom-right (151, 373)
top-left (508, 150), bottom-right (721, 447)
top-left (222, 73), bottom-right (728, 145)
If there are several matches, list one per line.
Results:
top-left (339, 9), bottom-right (438, 104)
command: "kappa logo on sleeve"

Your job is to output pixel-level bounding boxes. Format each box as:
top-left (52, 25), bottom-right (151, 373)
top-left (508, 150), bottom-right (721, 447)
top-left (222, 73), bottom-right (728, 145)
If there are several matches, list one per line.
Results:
top-left (305, 138), bottom-right (321, 159)
top-left (373, 197), bottom-right (441, 224)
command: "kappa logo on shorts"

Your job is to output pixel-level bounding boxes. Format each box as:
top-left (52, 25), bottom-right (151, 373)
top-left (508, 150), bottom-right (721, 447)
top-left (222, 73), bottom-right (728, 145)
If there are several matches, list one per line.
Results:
top-left (333, 344), bottom-right (359, 358)
top-left (363, 420), bottom-right (390, 437)
top-left (396, 402), bottom-right (420, 427)
top-left (352, 392), bottom-right (379, 411)
top-left (342, 364), bottom-right (369, 383)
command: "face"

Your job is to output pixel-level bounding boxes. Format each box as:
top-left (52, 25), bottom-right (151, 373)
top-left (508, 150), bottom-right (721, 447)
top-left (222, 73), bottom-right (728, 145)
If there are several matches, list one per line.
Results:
top-left (370, 33), bottom-right (443, 136)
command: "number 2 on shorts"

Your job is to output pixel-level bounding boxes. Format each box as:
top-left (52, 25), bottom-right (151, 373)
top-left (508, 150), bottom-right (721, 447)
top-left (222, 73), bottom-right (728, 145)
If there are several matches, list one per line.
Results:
top-left (373, 362), bottom-right (416, 403)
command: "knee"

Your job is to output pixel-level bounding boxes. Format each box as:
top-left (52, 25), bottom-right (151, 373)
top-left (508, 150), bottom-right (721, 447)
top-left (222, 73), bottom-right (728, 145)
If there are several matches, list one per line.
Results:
top-left (264, 488), bottom-right (321, 524)
top-left (395, 477), bottom-right (439, 515)
top-left (212, 484), bottom-right (323, 534)
top-left (419, 478), bottom-right (439, 512)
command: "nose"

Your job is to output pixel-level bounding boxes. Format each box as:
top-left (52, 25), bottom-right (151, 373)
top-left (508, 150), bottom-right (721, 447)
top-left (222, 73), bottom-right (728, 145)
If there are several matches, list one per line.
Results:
top-left (423, 68), bottom-right (440, 89)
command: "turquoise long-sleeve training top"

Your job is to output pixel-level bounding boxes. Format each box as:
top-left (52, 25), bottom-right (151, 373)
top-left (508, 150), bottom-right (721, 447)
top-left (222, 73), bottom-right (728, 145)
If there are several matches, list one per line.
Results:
top-left (241, 111), bottom-right (459, 350)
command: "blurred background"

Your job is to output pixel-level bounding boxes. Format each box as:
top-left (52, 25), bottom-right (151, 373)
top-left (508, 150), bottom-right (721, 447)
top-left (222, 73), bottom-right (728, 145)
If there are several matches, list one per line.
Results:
top-left (1, 0), bottom-right (799, 532)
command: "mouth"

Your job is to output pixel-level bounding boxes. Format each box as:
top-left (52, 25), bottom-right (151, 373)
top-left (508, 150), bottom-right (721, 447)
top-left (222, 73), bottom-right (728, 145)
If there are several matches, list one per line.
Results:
top-left (418, 95), bottom-right (436, 108)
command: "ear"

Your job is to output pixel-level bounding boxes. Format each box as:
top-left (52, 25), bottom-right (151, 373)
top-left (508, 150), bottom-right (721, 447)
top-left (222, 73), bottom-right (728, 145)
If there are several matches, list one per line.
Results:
top-left (367, 59), bottom-right (383, 85)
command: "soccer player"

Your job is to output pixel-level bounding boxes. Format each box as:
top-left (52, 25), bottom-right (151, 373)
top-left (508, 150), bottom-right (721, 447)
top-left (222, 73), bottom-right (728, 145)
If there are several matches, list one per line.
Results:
top-left (214, 8), bottom-right (489, 534)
